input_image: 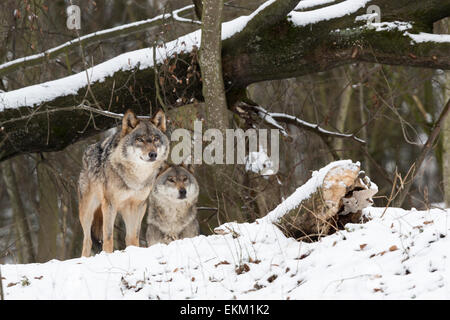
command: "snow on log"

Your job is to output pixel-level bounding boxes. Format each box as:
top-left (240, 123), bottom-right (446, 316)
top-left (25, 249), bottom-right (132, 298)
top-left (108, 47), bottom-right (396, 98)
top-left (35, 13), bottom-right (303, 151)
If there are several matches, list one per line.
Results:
top-left (272, 160), bottom-right (377, 240)
top-left (216, 160), bottom-right (378, 241)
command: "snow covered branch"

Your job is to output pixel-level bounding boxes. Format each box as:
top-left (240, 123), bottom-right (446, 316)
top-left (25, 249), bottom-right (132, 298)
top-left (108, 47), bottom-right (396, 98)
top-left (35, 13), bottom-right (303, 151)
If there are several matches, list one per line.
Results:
top-left (235, 103), bottom-right (365, 144)
top-left (0, 5), bottom-right (198, 78)
top-left (270, 112), bottom-right (366, 144)
top-left (173, 5), bottom-right (201, 25)
top-left (0, 0), bottom-right (450, 160)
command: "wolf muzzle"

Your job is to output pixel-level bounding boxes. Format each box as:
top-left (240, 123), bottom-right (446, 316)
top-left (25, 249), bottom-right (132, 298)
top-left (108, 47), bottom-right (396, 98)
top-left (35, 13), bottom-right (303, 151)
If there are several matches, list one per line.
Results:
top-left (179, 188), bottom-right (187, 199)
top-left (149, 151), bottom-right (157, 161)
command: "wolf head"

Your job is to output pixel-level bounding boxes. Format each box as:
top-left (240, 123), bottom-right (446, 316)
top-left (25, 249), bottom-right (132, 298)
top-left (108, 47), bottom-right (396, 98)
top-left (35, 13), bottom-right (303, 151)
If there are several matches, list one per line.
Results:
top-left (153, 164), bottom-right (199, 201)
top-left (119, 109), bottom-right (169, 163)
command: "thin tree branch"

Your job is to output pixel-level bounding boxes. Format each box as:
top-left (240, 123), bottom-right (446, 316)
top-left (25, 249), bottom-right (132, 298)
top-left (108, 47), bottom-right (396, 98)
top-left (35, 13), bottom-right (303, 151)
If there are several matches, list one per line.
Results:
top-left (394, 98), bottom-right (450, 207)
top-left (270, 112), bottom-right (367, 144)
top-left (240, 102), bottom-right (366, 144)
top-left (0, 103), bottom-right (150, 127)
top-left (153, 43), bottom-right (167, 112)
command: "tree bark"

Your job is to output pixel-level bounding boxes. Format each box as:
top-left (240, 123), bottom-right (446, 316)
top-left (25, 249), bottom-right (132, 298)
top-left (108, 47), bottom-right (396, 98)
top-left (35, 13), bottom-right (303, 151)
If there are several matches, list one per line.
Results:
top-left (334, 73), bottom-right (353, 153)
top-left (200, 0), bottom-right (228, 133)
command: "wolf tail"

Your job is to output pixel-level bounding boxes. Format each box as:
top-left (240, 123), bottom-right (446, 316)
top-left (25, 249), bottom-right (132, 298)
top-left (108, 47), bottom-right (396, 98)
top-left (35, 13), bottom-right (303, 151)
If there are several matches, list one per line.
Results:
top-left (90, 207), bottom-right (103, 253)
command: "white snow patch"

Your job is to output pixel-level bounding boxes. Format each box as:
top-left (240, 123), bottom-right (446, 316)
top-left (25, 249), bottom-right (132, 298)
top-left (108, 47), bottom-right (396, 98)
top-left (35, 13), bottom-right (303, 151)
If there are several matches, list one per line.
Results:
top-left (2, 205), bottom-right (450, 299)
top-left (407, 32), bottom-right (450, 44)
top-left (221, 0), bottom-right (277, 39)
top-left (289, 0), bottom-right (371, 27)
top-left (365, 21), bottom-right (413, 32)
top-left (245, 150), bottom-right (275, 176)
top-left (355, 13), bottom-right (378, 22)
top-left (294, 0), bottom-right (336, 10)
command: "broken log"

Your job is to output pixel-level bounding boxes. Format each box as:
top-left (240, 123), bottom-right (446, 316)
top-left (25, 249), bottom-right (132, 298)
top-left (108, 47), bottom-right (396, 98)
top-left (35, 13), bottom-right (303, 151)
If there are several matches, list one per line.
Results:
top-left (256, 160), bottom-right (378, 241)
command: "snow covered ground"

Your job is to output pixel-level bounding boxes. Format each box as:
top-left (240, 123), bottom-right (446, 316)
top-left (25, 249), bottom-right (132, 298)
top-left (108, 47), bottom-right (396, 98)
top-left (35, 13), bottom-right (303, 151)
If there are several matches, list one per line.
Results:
top-left (1, 160), bottom-right (449, 299)
top-left (1, 205), bottom-right (449, 300)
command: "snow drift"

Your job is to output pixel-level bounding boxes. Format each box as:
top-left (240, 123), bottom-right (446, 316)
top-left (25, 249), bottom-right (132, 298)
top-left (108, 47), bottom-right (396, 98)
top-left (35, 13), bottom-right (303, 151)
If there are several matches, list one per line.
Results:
top-left (1, 161), bottom-right (449, 299)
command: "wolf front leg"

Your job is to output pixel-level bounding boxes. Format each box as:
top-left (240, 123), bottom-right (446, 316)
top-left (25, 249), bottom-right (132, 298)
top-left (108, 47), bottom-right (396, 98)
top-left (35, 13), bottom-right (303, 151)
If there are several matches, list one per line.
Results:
top-left (123, 201), bottom-right (147, 248)
top-left (101, 199), bottom-right (117, 253)
top-left (79, 191), bottom-right (100, 257)
top-left (180, 218), bottom-right (200, 239)
top-left (146, 223), bottom-right (170, 246)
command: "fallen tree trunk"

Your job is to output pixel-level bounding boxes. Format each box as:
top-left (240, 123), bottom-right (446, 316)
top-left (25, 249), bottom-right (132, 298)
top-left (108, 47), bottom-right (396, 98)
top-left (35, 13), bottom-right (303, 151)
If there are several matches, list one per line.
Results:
top-left (242, 160), bottom-right (378, 241)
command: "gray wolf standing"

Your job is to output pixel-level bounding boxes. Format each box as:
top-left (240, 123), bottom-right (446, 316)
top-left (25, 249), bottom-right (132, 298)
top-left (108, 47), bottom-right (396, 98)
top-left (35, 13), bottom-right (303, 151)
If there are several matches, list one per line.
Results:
top-left (78, 109), bottom-right (169, 257)
top-left (146, 164), bottom-right (200, 246)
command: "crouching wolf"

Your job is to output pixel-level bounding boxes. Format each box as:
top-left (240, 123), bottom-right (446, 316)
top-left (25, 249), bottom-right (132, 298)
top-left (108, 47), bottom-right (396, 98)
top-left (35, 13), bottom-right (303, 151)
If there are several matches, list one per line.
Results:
top-left (146, 164), bottom-right (200, 246)
top-left (78, 109), bottom-right (169, 257)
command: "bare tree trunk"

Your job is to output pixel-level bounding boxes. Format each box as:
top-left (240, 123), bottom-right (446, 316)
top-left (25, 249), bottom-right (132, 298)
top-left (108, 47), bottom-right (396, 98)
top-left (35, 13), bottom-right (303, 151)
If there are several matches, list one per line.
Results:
top-left (435, 18), bottom-right (450, 207)
top-left (36, 156), bottom-right (59, 263)
top-left (443, 70), bottom-right (450, 207)
top-left (200, 0), bottom-right (228, 133)
top-left (334, 72), bottom-right (353, 154)
top-left (358, 68), bottom-right (370, 177)
top-left (395, 98), bottom-right (450, 207)
top-left (198, 0), bottom-right (246, 224)
top-left (1, 160), bottom-right (35, 263)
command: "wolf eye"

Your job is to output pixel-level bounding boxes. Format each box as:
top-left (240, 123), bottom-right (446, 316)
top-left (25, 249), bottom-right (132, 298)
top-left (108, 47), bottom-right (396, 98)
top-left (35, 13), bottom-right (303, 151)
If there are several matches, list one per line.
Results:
top-left (182, 176), bottom-right (188, 182)
top-left (167, 177), bottom-right (175, 183)
top-left (153, 136), bottom-right (160, 142)
top-left (136, 137), bottom-right (144, 143)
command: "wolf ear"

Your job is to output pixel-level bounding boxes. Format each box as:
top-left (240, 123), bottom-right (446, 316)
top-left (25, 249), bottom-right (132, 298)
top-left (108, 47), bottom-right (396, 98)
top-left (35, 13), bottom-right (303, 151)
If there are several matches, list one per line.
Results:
top-left (181, 163), bottom-right (195, 174)
top-left (152, 109), bottom-right (166, 133)
top-left (121, 109), bottom-right (139, 137)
